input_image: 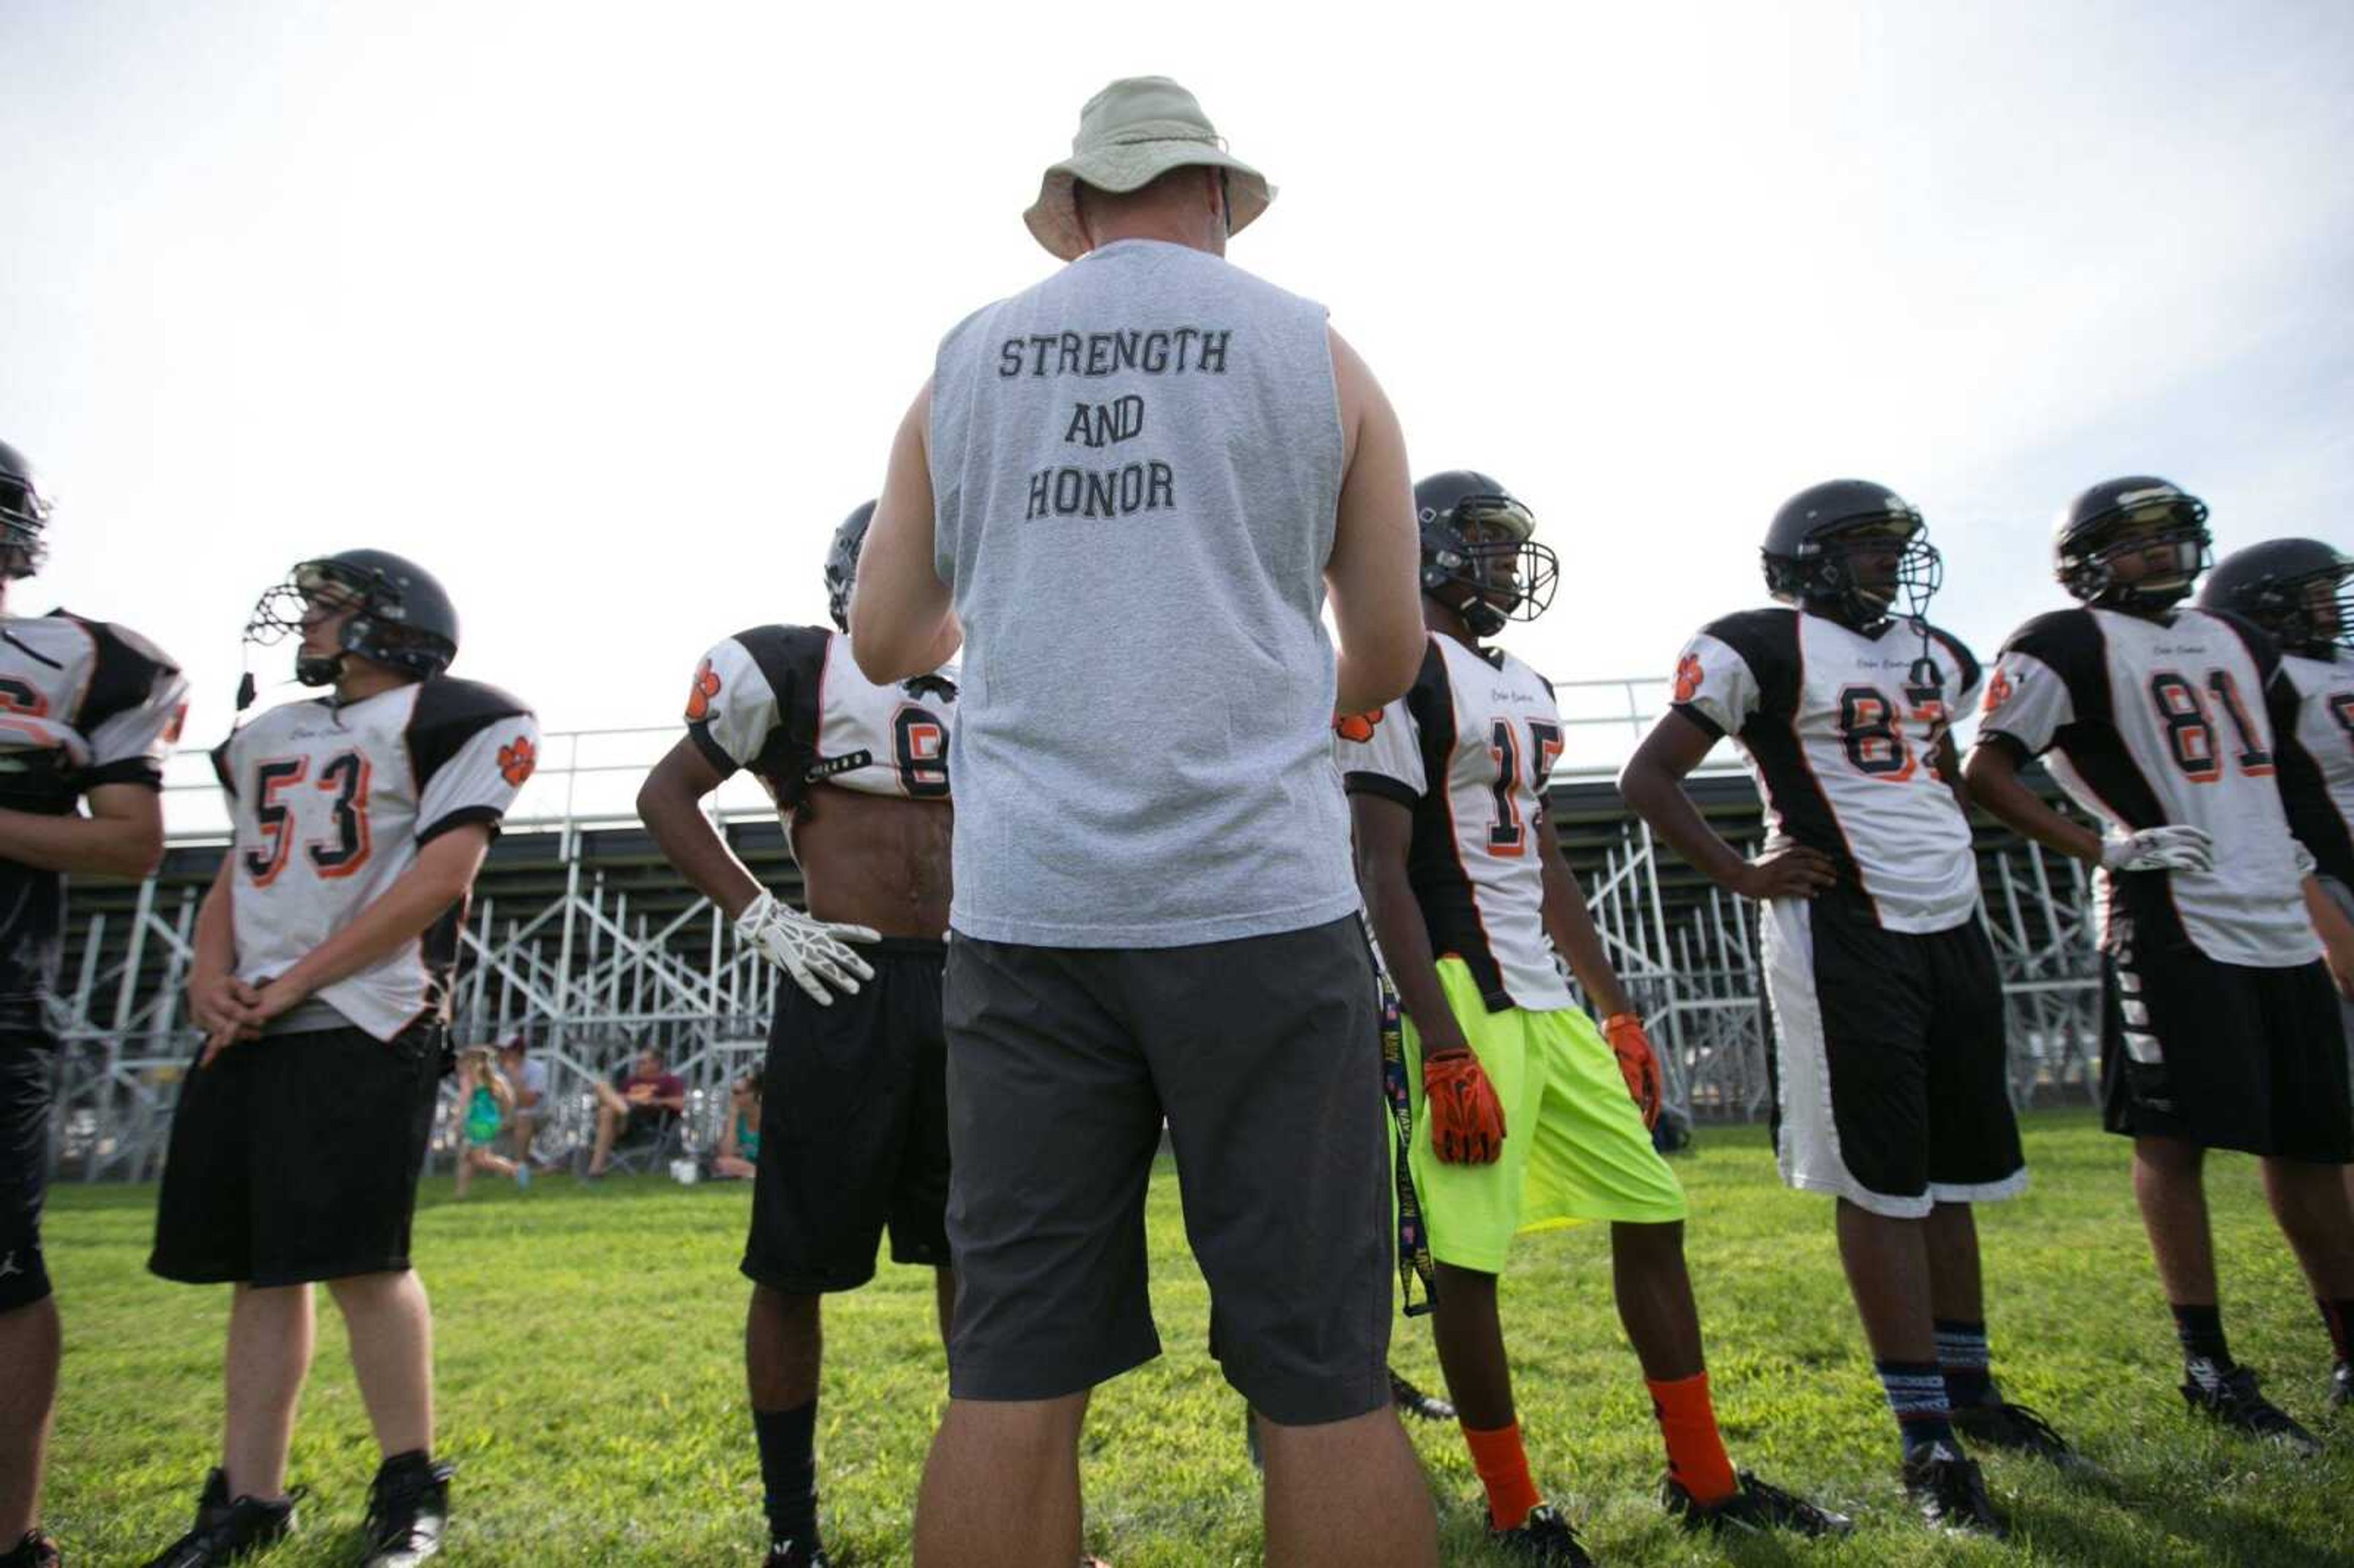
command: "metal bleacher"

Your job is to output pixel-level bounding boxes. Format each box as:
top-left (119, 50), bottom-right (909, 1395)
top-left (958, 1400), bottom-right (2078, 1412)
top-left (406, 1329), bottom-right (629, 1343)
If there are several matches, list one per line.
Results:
top-left (44, 679), bottom-right (2106, 1181)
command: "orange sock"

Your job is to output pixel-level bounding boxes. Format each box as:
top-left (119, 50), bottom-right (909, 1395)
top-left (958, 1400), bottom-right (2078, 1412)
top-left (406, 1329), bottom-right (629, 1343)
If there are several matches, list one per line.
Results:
top-left (1647, 1372), bottom-right (1737, 1505)
top-left (1461, 1420), bottom-right (1543, 1531)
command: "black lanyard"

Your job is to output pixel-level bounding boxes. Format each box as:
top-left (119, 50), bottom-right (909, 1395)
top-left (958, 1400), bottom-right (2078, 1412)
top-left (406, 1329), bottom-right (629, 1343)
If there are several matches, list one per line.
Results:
top-left (1362, 913), bottom-right (1437, 1318)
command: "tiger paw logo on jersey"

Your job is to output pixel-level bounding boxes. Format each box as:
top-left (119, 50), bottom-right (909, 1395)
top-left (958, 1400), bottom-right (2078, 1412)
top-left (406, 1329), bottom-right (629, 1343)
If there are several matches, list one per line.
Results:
top-left (685, 660), bottom-right (722, 722)
top-left (1673, 653), bottom-right (1703, 704)
top-left (498, 735), bottom-right (536, 786)
top-left (1334, 709), bottom-right (1384, 744)
top-left (1983, 666), bottom-right (2014, 714)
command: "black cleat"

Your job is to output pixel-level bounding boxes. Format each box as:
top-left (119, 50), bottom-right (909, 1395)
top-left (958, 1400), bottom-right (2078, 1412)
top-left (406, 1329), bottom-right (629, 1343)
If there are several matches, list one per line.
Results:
top-left (359, 1452), bottom-right (454, 1567)
top-left (1951, 1398), bottom-right (2090, 1469)
top-left (139, 1469), bottom-right (299, 1568)
top-left (762, 1542), bottom-right (829, 1568)
top-left (1902, 1444), bottom-right (2007, 1537)
top-left (1388, 1367), bottom-right (1455, 1423)
top-left (1488, 1504), bottom-right (1596, 1566)
top-left (1664, 1471), bottom-right (1853, 1537)
top-left (2332, 1361), bottom-right (2350, 1412)
top-left (2181, 1366), bottom-right (2321, 1456)
top-left (0, 1531), bottom-right (60, 1568)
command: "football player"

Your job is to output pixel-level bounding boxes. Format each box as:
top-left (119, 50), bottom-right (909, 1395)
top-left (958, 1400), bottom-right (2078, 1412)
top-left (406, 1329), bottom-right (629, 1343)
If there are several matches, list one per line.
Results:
top-left (1339, 472), bottom-right (1846, 1563)
top-left (1620, 480), bottom-right (2069, 1536)
top-left (635, 503), bottom-right (955, 1568)
top-left (1964, 479), bottom-right (2354, 1448)
top-left (2200, 538), bottom-right (2354, 1242)
top-left (142, 550), bottom-right (539, 1566)
top-left (0, 439), bottom-right (186, 1568)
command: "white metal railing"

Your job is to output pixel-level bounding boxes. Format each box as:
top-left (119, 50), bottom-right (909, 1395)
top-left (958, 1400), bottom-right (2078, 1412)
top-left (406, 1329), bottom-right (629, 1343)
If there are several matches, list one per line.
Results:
top-left (154, 676), bottom-right (1692, 842)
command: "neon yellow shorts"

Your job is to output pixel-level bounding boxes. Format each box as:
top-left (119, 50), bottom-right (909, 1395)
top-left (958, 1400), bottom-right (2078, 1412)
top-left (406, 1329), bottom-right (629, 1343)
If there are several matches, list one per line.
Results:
top-left (1405, 957), bottom-right (1687, 1273)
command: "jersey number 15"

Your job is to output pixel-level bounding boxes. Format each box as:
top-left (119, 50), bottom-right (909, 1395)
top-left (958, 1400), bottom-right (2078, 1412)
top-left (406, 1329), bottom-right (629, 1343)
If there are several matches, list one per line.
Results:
top-left (1487, 717), bottom-right (1565, 856)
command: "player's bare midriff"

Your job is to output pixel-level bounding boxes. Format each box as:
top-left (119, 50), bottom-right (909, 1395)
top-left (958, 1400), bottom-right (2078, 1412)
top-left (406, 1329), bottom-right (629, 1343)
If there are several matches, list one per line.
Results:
top-left (792, 782), bottom-right (952, 940)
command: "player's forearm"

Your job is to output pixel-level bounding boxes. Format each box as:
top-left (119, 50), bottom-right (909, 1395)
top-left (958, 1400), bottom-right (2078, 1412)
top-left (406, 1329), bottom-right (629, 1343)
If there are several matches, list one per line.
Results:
top-left (1932, 734), bottom-right (1971, 815)
top-left (638, 771), bottom-right (763, 920)
top-left (2304, 876), bottom-right (2354, 945)
top-left (272, 854), bottom-right (480, 1002)
top-left (1334, 647), bottom-right (1419, 719)
top-left (1360, 866), bottom-right (1468, 1053)
top-left (1541, 860), bottom-right (1632, 1018)
top-left (1617, 758), bottom-right (1750, 891)
top-left (1959, 747), bottom-right (2102, 863)
top-left (192, 875), bottom-right (237, 981)
top-left (0, 802), bottom-right (163, 878)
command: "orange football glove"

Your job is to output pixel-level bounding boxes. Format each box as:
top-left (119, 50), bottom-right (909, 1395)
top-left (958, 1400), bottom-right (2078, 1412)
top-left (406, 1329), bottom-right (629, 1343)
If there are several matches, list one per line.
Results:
top-left (1333, 709), bottom-right (1384, 744)
top-left (1603, 1013), bottom-right (1662, 1130)
top-left (1422, 1047), bottom-right (1506, 1164)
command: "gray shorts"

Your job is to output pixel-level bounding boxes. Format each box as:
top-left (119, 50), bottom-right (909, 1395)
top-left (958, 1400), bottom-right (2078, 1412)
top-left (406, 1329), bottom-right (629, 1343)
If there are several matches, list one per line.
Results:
top-left (941, 915), bottom-right (1393, 1426)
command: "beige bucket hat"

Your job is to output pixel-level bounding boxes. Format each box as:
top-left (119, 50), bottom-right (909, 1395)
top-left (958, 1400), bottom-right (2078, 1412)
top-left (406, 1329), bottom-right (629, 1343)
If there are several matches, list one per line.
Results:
top-left (1024, 76), bottom-right (1274, 261)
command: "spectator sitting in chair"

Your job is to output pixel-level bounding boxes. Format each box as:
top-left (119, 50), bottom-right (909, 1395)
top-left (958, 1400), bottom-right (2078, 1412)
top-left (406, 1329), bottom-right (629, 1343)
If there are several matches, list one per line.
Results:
top-left (585, 1045), bottom-right (686, 1176)
top-left (452, 1047), bottom-right (521, 1200)
top-left (497, 1034), bottom-right (547, 1167)
top-left (712, 1073), bottom-right (762, 1181)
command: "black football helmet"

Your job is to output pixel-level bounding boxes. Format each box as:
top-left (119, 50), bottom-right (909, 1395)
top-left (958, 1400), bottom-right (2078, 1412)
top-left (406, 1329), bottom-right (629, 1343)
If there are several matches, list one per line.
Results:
top-left (1761, 479), bottom-right (1941, 628)
top-left (825, 501), bottom-right (875, 633)
top-left (245, 549), bottom-right (460, 685)
top-left (0, 438), bottom-right (52, 579)
top-left (2199, 538), bottom-right (2353, 657)
top-left (2054, 476), bottom-right (2210, 610)
top-left (1415, 471), bottom-right (1559, 639)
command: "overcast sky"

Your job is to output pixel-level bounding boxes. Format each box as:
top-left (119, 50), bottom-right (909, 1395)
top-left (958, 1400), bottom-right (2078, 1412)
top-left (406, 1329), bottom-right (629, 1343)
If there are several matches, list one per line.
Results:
top-left (4, 0), bottom-right (2349, 810)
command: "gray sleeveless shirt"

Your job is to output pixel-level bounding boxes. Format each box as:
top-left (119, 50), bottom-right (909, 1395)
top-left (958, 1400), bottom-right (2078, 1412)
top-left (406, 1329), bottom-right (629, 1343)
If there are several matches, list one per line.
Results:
top-left (929, 239), bottom-right (1356, 947)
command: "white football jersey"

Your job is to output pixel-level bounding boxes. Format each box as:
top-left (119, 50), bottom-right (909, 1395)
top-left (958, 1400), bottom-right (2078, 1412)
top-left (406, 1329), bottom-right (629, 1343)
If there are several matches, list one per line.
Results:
top-left (219, 677), bottom-right (539, 1040)
top-left (683, 625), bottom-right (956, 834)
top-left (1337, 633), bottom-right (1571, 1012)
top-left (1979, 605), bottom-right (2315, 967)
top-left (2276, 650), bottom-right (2354, 889)
top-left (0, 611), bottom-right (187, 1022)
top-left (1669, 607), bottom-right (1982, 932)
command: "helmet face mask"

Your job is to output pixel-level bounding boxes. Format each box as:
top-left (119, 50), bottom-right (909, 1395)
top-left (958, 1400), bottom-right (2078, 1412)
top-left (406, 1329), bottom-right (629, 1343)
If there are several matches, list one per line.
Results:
top-left (0, 440), bottom-right (53, 580)
top-left (2295, 566), bottom-right (2354, 653)
top-left (824, 501), bottom-right (876, 634)
top-left (1416, 479), bottom-right (1559, 639)
top-left (2055, 479), bottom-right (2211, 611)
top-left (245, 551), bottom-right (459, 687)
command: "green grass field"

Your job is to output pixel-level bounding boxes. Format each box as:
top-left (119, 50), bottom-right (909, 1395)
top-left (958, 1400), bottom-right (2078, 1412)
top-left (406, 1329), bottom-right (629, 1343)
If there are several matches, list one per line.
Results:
top-left (41, 1110), bottom-right (2354, 1567)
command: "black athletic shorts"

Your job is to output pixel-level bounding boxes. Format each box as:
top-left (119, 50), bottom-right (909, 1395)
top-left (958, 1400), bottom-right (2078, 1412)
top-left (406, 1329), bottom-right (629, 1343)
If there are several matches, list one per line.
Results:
top-left (149, 1021), bottom-right (445, 1286)
top-left (1759, 885), bottom-right (2027, 1218)
top-left (2101, 875), bottom-right (2352, 1162)
top-left (0, 1033), bottom-right (55, 1312)
top-left (741, 938), bottom-right (951, 1293)
top-left (941, 914), bottom-right (1392, 1428)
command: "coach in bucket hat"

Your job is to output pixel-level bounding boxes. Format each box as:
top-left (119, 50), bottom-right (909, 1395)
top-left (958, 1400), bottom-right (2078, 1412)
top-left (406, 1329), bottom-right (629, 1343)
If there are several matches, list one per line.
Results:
top-left (1023, 75), bottom-right (1275, 261)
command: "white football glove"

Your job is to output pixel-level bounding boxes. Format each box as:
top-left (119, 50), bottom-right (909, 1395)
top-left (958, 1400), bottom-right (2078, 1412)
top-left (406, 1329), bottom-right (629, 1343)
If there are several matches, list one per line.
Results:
top-left (2099, 824), bottom-right (2215, 873)
top-left (733, 891), bottom-right (878, 1005)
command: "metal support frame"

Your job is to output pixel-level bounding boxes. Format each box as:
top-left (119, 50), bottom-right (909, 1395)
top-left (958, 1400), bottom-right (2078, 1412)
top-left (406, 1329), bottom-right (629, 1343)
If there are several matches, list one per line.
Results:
top-left (1578, 816), bottom-right (2102, 1122)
